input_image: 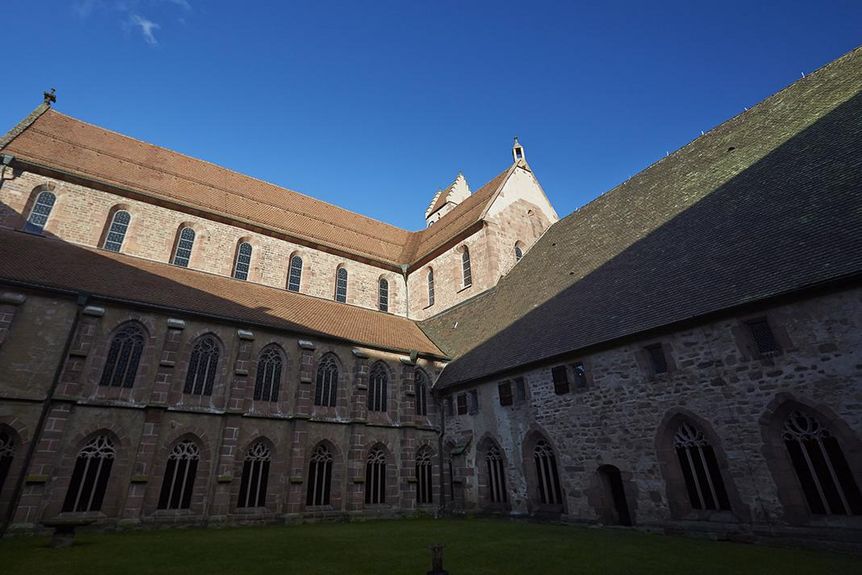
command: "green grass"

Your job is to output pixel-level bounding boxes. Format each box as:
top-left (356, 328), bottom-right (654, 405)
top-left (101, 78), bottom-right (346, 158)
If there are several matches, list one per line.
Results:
top-left (0, 518), bottom-right (858, 575)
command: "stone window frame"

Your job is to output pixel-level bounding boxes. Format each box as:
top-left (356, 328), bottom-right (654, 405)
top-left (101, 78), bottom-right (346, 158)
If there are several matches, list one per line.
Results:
top-left (286, 252), bottom-right (304, 292)
top-left (22, 183), bottom-right (58, 234)
top-left (183, 333), bottom-right (223, 397)
top-left (312, 352), bottom-right (342, 410)
top-left (99, 204), bottom-right (133, 253)
top-left (377, 276), bottom-right (389, 312)
top-left (50, 427), bottom-right (130, 520)
top-left (98, 320), bottom-right (147, 389)
top-left (414, 368), bottom-right (430, 417)
top-left (514, 241), bottom-right (524, 263)
top-left (61, 433), bottom-right (117, 513)
top-left (236, 438), bottom-right (274, 510)
top-left (364, 443), bottom-right (389, 507)
top-left (170, 223), bottom-right (198, 268)
top-left (252, 343), bottom-right (286, 403)
top-left (86, 316), bottom-right (157, 403)
top-left (456, 393), bottom-right (467, 415)
top-left (759, 395), bottom-right (862, 526)
top-left (522, 430), bottom-right (566, 515)
top-left (367, 361), bottom-right (390, 414)
top-left (415, 445), bottom-right (435, 506)
top-left (334, 265), bottom-right (349, 303)
top-left (156, 436), bottom-right (203, 512)
top-left (460, 246), bottom-right (473, 289)
top-left (731, 311), bottom-right (794, 363)
top-left (636, 340), bottom-right (677, 380)
top-left (655, 408), bottom-right (746, 522)
top-left (232, 239), bottom-right (254, 281)
top-left (498, 380), bottom-right (513, 407)
top-left (551, 365), bottom-right (569, 395)
top-left (305, 439), bottom-right (343, 510)
top-left (170, 328), bottom-right (230, 410)
top-left (426, 267), bottom-right (435, 308)
top-left (477, 436), bottom-right (510, 511)
top-left (0, 421), bottom-right (28, 518)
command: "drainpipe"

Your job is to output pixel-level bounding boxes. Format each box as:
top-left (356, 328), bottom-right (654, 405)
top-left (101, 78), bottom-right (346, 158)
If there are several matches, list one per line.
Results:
top-left (1, 293), bottom-right (89, 536)
top-left (400, 264), bottom-right (409, 319)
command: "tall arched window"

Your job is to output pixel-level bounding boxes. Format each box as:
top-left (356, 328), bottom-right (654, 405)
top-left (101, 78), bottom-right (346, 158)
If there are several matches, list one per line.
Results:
top-left (314, 355), bottom-right (338, 407)
top-left (253, 346), bottom-right (283, 402)
top-left (0, 430), bottom-right (16, 494)
top-left (287, 255), bottom-right (303, 292)
top-left (534, 439), bottom-right (562, 506)
top-left (62, 434), bottom-right (116, 512)
top-left (673, 421), bottom-right (731, 511)
top-left (103, 210), bottom-right (131, 252)
top-left (368, 362), bottom-right (388, 413)
top-left (25, 190), bottom-right (56, 232)
top-left (183, 335), bottom-right (220, 396)
top-left (514, 243), bottom-right (524, 263)
top-left (172, 227), bottom-right (196, 267)
top-left (158, 440), bottom-right (200, 510)
top-left (416, 447), bottom-right (434, 505)
top-left (238, 440), bottom-right (271, 508)
top-left (415, 369), bottom-right (428, 416)
top-left (461, 247), bottom-right (472, 288)
top-left (335, 267), bottom-right (348, 302)
top-left (365, 447), bottom-right (386, 505)
top-left (306, 444), bottom-right (333, 506)
top-left (783, 411), bottom-right (862, 515)
top-left (378, 278), bottom-right (389, 312)
top-left (427, 268), bottom-right (435, 307)
top-left (99, 323), bottom-right (146, 388)
top-left (486, 445), bottom-right (508, 504)
top-left (233, 241), bottom-right (253, 280)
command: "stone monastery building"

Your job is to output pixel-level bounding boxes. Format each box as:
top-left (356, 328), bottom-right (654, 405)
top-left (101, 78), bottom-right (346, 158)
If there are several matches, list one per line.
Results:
top-left (0, 47), bottom-right (859, 546)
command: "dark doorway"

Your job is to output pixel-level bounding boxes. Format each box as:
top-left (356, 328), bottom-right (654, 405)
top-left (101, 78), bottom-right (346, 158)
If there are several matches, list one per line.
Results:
top-left (599, 465), bottom-right (632, 526)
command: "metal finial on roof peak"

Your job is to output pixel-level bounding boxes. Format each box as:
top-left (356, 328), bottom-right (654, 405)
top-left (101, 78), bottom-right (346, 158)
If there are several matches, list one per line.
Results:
top-left (43, 88), bottom-right (56, 106)
top-left (512, 136), bottom-right (525, 164)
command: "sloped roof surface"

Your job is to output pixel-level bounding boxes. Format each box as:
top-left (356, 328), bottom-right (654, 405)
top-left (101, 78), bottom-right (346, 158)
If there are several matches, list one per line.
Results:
top-left (0, 229), bottom-right (443, 356)
top-left (1, 110), bottom-right (509, 268)
top-left (421, 46), bottom-right (862, 388)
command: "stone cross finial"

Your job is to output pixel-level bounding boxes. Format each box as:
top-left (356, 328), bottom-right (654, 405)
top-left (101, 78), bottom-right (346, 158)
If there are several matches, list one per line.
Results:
top-left (43, 88), bottom-right (57, 105)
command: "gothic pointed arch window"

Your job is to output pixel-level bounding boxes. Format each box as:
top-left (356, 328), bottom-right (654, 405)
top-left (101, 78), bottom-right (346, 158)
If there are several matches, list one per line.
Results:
top-left (416, 447), bottom-right (434, 505)
top-left (62, 434), bottom-right (116, 512)
top-left (368, 362), bottom-right (388, 412)
top-left (253, 346), bottom-right (283, 402)
top-left (233, 241), bottom-right (253, 280)
top-left (99, 323), bottom-right (146, 388)
top-left (314, 355), bottom-right (339, 407)
top-left (306, 444), bottom-right (333, 506)
top-left (782, 410), bottom-right (862, 515)
top-left (237, 440), bottom-right (271, 508)
top-left (534, 439), bottom-right (562, 506)
top-left (335, 267), bottom-right (348, 303)
top-left (103, 210), bottom-right (131, 252)
top-left (0, 430), bottom-right (16, 494)
top-left (426, 268), bottom-right (435, 306)
top-left (158, 439), bottom-right (200, 510)
top-left (25, 189), bottom-right (56, 233)
top-left (461, 247), bottom-right (472, 288)
top-left (378, 278), bottom-right (389, 312)
top-left (287, 254), bottom-right (303, 292)
top-left (172, 226), bottom-right (196, 267)
top-left (415, 369), bottom-right (429, 417)
top-left (184, 335), bottom-right (220, 396)
top-left (486, 445), bottom-right (508, 504)
top-left (673, 421), bottom-right (731, 511)
top-left (365, 447), bottom-right (387, 505)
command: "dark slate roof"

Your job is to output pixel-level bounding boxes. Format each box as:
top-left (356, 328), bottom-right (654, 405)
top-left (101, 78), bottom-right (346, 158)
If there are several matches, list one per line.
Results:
top-left (422, 46), bottom-right (862, 389)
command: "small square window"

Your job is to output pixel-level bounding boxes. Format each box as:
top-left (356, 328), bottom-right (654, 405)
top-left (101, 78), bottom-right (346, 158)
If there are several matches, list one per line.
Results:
top-left (551, 365), bottom-right (569, 395)
top-left (514, 377), bottom-right (527, 402)
top-left (498, 381), bottom-right (513, 406)
top-left (573, 362), bottom-right (587, 389)
top-left (456, 393), bottom-right (468, 415)
top-left (746, 317), bottom-right (780, 355)
top-left (645, 343), bottom-right (668, 375)
top-left (468, 390), bottom-right (479, 415)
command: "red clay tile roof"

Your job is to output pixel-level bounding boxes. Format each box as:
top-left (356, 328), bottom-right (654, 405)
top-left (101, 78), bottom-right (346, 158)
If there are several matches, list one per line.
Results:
top-left (0, 229), bottom-right (444, 357)
top-left (1, 109), bottom-right (509, 269)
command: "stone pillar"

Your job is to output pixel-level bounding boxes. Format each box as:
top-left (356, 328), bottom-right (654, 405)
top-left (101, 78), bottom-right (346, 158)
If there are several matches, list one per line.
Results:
top-left (55, 305), bottom-right (105, 398)
top-left (350, 350), bottom-right (369, 422)
top-left (285, 420), bottom-right (308, 517)
top-left (347, 426), bottom-right (366, 513)
top-left (13, 403), bottom-right (73, 527)
top-left (399, 362), bottom-right (416, 425)
top-left (401, 429), bottom-right (417, 510)
top-left (0, 292), bottom-right (26, 348)
top-left (149, 318), bottom-right (186, 405)
top-left (295, 340), bottom-right (315, 417)
top-left (121, 408), bottom-right (163, 523)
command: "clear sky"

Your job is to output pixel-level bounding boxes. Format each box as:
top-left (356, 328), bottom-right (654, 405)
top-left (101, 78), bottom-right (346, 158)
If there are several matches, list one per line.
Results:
top-left (2, 1), bottom-right (860, 230)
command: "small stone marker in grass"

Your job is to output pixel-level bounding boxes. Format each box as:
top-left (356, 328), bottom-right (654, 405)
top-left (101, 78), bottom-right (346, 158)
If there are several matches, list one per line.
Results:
top-left (428, 543), bottom-right (448, 575)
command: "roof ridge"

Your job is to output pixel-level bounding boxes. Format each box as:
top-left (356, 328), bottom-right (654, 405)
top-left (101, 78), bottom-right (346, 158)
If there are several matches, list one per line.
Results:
top-left (46, 110), bottom-right (412, 236)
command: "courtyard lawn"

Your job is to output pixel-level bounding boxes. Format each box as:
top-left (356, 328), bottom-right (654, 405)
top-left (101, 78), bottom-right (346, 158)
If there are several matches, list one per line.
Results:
top-left (0, 518), bottom-right (858, 575)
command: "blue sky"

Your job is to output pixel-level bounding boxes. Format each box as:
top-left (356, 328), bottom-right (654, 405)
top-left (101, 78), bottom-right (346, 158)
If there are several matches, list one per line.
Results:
top-left (1, 1), bottom-right (860, 230)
